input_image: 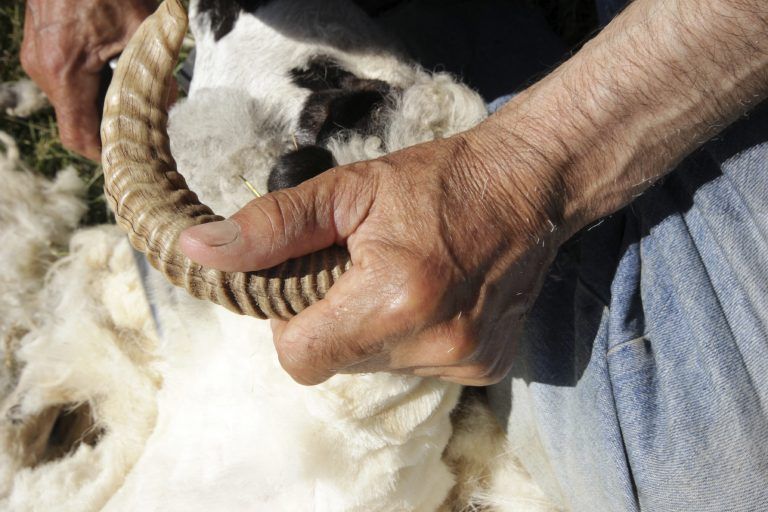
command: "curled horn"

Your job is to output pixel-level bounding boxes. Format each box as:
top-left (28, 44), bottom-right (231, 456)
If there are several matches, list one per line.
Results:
top-left (101, 0), bottom-right (351, 320)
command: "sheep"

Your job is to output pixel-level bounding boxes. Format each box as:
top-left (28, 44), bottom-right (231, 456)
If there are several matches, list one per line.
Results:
top-left (0, 1), bottom-right (561, 510)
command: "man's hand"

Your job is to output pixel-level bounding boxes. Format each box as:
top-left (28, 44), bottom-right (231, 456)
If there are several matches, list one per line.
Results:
top-left (180, 123), bottom-right (572, 386)
top-left (181, 0), bottom-right (767, 386)
top-left (21, 0), bottom-right (156, 160)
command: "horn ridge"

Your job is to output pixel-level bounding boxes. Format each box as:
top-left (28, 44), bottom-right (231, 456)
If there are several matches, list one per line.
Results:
top-left (101, 0), bottom-right (351, 318)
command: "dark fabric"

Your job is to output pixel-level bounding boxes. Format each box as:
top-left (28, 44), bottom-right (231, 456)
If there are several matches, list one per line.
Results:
top-left (376, 0), bottom-right (567, 101)
top-left (596, 0), bottom-right (628, 25)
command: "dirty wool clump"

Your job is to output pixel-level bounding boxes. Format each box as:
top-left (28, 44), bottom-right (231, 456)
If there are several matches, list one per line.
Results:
top-left (0, 80), bottom-right (48, 118)
top-left (0, 130), bottom-right (161, 512)
top-left (0, 131), bottom-right (86, 397)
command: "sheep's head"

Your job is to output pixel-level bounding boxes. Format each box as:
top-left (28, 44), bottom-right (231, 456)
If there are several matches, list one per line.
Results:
top-left (101, 0), bottom-right (351, 320)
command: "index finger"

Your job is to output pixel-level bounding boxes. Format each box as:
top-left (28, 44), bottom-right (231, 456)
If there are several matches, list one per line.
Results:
top-left (272, 241), bottom-right (453, 385)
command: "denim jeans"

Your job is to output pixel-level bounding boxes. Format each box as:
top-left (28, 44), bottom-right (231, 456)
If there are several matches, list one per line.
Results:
top-left (488, 95), bottom-right (768, 510)
top-left (485, 2), bottom-right (768, 505)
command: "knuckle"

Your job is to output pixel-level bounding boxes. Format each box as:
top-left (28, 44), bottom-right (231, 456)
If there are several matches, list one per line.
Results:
top-left (274, 333), bottom-right (317, 382)
top-left (240, 196), bottom-right (288, 250)
top-left (37, 51), bottom-right (68, 79)
top-left (276, 352), bottom-right (321, 386)
top-left (254, 186), bottom-right (323, 247)
top-left (405, 266), bottom-right (442, 308)
top-left (376, 264), bottom-right (447, 332)
top-left (348, 158), bottom-right (393, 176)
top-left (276, 321), bottom-right (339, 374)
top-left (274, 323), bottom-right (315, 365)
top-left (266, 194), bottom-right (294, 248)
top-left (279, 188), bottom-right (317, 240)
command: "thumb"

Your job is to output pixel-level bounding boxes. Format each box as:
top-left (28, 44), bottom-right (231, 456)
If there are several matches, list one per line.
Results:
top-left (179, 167), bottom-right (373, 272)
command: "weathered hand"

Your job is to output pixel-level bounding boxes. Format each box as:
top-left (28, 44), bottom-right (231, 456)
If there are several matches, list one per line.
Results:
top-left (180, 0), bottom-right (768, 386)
top-left (21, 0), bottom-right (156, 160)
top-left (180, 115), bottom-right (573, 386)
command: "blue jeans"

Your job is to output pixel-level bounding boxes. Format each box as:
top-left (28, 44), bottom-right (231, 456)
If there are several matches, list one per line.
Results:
top-left (486, 10), bottom-right (768, 509)
top-left (488, 99), bottom-right (768, 511)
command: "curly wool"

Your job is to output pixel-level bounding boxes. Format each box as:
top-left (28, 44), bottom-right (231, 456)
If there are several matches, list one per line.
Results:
top-left (167, 72), bottom-right (488, 211)
top-left (0, 0), bottom-right (559, 509)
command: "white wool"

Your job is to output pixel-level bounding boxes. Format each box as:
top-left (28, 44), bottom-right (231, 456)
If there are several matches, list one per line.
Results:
top-left (0, 80), bottom-right (49, 118)
top-left (327, 72), bottom-right (488, 165)
top-left (104, 278), bottom-right (461, 511)
top-left (384, 72), bottom-right (488, 151)
top-left (168, 88), bottom-right (288, 212)
top-left (0, 132), bottom-right (86, 397)
top-left (0, 227), bottom-right (160, 512)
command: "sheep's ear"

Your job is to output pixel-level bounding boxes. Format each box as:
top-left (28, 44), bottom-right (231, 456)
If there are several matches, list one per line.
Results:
top-left (100, 0), bottom-right (351, 319)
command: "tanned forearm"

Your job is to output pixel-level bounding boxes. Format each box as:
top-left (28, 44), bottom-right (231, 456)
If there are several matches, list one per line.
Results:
top-left (480, 0), bottom-right (768, 235)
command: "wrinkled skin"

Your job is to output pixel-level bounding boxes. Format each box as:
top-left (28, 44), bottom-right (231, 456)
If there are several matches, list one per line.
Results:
top-left (21, 0), bottom-right (156, 160)
top-left (22, 0), bottom-right (768, 386)
top-left (182, 118), bottom-right (569, 386)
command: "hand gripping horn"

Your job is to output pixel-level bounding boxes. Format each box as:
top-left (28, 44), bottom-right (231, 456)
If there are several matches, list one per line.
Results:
top-left (101, 0), bottom-right (351, 320)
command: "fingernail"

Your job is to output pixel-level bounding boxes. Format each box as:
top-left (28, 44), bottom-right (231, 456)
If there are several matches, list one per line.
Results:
top-left (186, 220), bottom-right (239, 247)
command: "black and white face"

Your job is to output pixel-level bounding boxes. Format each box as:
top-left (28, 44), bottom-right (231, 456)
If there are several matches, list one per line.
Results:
top-left (182, 0), bottom-right (411, 197)
top-left (171, 0), bottom-right (484, 217)
top-left (195, 0), bottom-right (276, 41)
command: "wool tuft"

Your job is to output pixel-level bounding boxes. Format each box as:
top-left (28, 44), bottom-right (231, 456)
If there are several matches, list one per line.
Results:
top-left (0, 227), bottom-right (160, 512)
top-left (0, 132), bottom-right (86, 399)
top-left (0, 80), bottom-right (49, 118)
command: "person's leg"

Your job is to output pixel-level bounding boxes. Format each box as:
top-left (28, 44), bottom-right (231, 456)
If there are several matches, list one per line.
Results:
top-left (609, 104), bottom-right (768, 511)
top-left (488, 93), bottom-right (768, 512)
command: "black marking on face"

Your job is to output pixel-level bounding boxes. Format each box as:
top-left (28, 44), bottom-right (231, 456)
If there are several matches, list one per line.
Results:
top-left (197, 0), bottom-right (274, 41)
top-left (291, 56), bottom-right (392, 94)
top-left (268, 145), bottom-right (337, 192)
top-left (297, 88), bottom-right (389, 145)
top-left (268, 57), bottom-right (395, 192)
top-left (291, 57), bottom-right (363, 92)
top-left (290, 56), bottom-right (392, 145)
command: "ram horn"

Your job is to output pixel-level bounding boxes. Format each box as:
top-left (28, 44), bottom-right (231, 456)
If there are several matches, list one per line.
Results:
top-left (101, 0), bottom-right (351, 320)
